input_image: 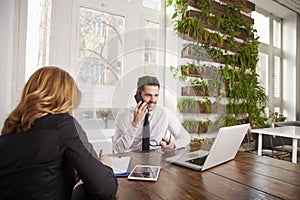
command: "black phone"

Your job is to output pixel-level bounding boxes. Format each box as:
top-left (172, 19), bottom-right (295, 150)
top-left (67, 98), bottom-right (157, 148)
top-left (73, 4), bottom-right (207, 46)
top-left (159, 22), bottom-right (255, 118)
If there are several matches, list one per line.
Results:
top-left (134, 93), bottom-right (144, 104)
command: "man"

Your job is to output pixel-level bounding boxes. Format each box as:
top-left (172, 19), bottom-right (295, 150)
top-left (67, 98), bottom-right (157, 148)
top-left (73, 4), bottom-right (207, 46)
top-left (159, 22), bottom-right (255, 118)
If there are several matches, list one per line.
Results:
top-left (113, 76), bottom-right (190, 153)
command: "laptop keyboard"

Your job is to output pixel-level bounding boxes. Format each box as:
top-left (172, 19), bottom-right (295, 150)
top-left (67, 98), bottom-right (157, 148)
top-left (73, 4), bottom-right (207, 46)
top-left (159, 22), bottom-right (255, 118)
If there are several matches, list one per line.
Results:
top-left (186, 156), bottom-right (208, 166)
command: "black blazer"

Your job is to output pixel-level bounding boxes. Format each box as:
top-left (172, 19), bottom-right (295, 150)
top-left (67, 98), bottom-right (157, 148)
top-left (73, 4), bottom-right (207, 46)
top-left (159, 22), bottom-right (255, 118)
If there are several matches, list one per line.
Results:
top-left (0, 114), bottom-right (118, 200)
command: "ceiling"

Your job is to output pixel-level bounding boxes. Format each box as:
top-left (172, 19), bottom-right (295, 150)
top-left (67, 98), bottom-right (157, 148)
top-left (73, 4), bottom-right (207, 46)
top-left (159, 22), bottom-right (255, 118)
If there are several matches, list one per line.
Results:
top-left (276, 0), bottom-right (300, 14)
top-left (249, 0), bottom-right (300, 18)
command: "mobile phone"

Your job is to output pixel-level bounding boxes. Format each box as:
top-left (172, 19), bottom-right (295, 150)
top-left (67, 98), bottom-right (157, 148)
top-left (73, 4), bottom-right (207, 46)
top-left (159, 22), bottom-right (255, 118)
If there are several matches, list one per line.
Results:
top-left (134, 93), bottom-right (144, 104)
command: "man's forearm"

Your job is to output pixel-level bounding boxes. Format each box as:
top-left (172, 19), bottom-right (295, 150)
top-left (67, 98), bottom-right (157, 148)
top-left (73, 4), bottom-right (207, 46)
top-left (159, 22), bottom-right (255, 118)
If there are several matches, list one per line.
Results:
top-left (113, 125), bottom-right (138, 153)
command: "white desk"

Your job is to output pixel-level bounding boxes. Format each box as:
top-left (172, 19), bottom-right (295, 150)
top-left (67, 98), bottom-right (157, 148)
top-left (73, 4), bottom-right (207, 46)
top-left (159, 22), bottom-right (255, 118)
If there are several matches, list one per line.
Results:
top-left (251, 126), bottom-right (300, 163)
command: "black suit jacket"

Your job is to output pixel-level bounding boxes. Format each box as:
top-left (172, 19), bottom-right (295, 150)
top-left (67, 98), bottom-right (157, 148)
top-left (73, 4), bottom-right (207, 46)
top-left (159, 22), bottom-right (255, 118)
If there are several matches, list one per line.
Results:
top-left (0, 114), bottom-right (118, 200)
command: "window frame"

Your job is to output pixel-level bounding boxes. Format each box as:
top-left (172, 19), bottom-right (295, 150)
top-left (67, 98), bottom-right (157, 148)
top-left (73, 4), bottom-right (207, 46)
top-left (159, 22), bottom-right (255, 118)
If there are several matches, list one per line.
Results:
top-left (254, 8), bottom-right (283, 116)
top-left (13, 0), bottom-right (166, 126)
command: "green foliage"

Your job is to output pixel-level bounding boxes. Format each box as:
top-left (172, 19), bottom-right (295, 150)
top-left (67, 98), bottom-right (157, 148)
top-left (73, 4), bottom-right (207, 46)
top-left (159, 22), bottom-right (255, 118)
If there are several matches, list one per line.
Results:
top-left (195, 0), bottom-right (212, 13)
top-left (168, 0), bottom-right (269, 128)
top-left (182, 118), bottom-right (212, 134)
top-left (190, 77), bottom-right (206, 87)
top-left (182, 118), bottom-right (199, 134)
top-left (177, 97), bottom-right (199, 113)
top-left (166, 0), bottom-right (188, 19)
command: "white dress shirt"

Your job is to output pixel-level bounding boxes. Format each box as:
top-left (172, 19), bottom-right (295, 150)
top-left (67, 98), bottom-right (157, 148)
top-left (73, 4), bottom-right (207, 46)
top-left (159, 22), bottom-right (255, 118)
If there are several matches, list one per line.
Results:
top-left (113, 104), bottom-right (190, 153)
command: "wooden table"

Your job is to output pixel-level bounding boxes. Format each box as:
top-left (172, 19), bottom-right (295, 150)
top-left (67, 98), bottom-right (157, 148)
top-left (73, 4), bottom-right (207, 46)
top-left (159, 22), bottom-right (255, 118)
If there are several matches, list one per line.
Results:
top-left (251, 126), bottom-right (300, 163)
top-left (112, 149), bottom-right (300, 200)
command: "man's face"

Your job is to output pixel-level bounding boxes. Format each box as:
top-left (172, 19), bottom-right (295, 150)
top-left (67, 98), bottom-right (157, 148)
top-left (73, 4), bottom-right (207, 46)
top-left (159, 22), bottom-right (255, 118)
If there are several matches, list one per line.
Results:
top-left (141, 85), bottom-right (159, 111)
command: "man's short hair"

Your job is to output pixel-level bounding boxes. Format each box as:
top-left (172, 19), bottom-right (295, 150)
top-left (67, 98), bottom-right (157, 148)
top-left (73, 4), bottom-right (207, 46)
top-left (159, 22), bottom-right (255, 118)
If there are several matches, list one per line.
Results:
top-left (137, 76), bottom-right (160, 92)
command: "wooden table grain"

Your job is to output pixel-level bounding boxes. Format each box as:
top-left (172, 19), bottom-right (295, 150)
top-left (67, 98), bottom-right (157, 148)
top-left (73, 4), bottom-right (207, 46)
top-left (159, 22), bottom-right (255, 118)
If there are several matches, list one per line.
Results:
top-left (112, 149), bottom-right (300, 200)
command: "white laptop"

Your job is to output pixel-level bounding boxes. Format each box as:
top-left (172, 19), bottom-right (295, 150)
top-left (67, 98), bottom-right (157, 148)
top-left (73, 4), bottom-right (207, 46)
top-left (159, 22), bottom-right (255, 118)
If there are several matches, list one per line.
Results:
top-left (166, 124), bottom-right (250, 171)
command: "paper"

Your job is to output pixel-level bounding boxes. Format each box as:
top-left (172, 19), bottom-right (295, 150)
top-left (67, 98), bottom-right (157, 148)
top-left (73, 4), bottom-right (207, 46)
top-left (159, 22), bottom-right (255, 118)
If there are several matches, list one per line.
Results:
top-left (109, 156), bottom-right (131, 177)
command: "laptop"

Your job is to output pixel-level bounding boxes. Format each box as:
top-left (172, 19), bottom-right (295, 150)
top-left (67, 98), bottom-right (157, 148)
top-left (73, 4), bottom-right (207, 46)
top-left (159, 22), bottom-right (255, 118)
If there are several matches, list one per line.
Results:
top-left (166, 123), bottom-right (250, 171)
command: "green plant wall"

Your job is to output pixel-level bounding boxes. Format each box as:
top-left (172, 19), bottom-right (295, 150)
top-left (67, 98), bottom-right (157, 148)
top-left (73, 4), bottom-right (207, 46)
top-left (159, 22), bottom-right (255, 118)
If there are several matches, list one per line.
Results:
top-left (167, 0), bottom-right (268, 128)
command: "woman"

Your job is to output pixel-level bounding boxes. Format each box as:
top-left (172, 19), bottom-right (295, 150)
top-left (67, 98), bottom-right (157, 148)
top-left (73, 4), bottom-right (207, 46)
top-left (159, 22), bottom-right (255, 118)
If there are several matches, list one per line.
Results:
top-left (0, 66), bottom-right (118, 199)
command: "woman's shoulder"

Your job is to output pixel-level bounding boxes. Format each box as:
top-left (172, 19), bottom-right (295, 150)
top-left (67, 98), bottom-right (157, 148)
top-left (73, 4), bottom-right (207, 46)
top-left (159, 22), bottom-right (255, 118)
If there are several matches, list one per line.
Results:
top-left (34, 113), bottom-right (75, 129)
top-left (39, 113), bottom-right (72, 121)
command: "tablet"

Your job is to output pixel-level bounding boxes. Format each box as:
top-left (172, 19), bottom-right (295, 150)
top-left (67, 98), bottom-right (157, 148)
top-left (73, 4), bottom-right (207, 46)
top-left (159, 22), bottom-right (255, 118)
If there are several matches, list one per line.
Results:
top-left (127, 165), bottom-right (161, 181)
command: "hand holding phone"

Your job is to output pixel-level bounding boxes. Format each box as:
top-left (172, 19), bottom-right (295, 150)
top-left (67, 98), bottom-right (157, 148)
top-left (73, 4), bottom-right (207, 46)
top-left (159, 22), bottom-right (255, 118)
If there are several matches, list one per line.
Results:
top-left (132, 92), bottom-right (147, 127)
top-left (134, 93), bottom-right (144, 104)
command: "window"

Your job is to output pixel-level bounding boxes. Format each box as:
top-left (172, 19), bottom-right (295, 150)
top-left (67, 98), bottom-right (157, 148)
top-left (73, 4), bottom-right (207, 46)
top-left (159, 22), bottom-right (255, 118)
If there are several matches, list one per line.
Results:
top-left (25, 0), bottom-right (52, 81)
top-left (273, 19), bottom-right (281, 48)
top-left (14, 0), bottom-right (166, 130)
top-left (273, 56), bottom-right (281, 98)
top-left (253, 10), bottom-right (282, 115)
top-left (257, 53), bottom-right (268, 95)
top-left (143, 0), bottom-right (161, 11)
top-left (252, 11), bottom-right (270, 45)
top-left (77, 7), bottom-right (124, 86)
top-left (144, 20), bottom-right (159, 75)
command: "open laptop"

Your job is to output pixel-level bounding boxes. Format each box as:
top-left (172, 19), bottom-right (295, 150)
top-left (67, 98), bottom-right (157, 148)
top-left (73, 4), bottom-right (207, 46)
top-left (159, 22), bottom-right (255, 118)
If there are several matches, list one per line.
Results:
top-left (166, 123), bottom-right (250, 171)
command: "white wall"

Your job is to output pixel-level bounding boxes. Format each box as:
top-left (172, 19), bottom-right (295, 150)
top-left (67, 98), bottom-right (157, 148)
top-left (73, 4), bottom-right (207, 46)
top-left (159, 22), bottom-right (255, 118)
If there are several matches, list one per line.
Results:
top-left (297, 14), bottom-right (300, 121)
top-left (0, 1), bottom-right (14, 127)
top-left (164, 4), bottom-right (180, 113)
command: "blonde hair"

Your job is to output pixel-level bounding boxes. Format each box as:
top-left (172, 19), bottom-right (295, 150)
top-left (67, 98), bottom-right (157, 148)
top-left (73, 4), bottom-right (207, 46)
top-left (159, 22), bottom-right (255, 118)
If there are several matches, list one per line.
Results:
top-left (1, 66), bottom-right (81, 134)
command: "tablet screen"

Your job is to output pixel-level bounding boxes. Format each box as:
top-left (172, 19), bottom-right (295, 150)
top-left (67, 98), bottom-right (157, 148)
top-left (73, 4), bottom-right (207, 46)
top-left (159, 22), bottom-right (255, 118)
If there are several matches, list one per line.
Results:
top-left (127, 165), bottom-right (161, 181)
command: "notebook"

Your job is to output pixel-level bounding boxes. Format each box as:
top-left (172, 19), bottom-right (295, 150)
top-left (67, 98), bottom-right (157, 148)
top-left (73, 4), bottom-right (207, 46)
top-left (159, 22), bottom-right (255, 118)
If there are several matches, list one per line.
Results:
top-left (109, 156), bottom-right (131, 177)
top-left (166, 124), bottom-right (250, 171)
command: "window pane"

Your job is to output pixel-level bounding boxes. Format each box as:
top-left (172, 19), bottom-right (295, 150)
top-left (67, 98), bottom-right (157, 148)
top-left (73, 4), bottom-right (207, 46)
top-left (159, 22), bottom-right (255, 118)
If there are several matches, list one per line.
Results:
top-left (257, 53), bottom-right (268, 95)
top-left (274, 56), bottom-right (280, 98)
top-left (77, 8), bottom-right (124, 86)
top-left (143, 0), bottom-right (161, 11)
top-left (252, 11), bottom-right (269, 44)
top-left (273, 19), bottom-right (281, 48)
top-left (144, 20), bottom-right (159, 75)
top-left (26, 0), bottom-right (52, 81)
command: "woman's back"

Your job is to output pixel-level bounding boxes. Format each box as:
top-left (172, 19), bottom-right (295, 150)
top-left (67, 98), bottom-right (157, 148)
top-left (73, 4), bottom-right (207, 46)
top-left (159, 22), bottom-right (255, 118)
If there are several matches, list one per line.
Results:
top-left (0, 67), bottom-right (117, 199)
top-left (0, 114), bottom-right (78, 199)
top-left (0, 114), bottom-right (117, 200)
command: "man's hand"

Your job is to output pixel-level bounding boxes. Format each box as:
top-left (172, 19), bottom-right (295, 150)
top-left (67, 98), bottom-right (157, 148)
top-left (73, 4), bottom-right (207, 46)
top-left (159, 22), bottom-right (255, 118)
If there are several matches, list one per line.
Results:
top-left (132, 102), bottom-right (148, 127)
top-left (100, 155), bottom-right (112, 167)
top-left (161, 137), bottom-right (175, 151)
top-left (99, 149), bottom-right (112, 167)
